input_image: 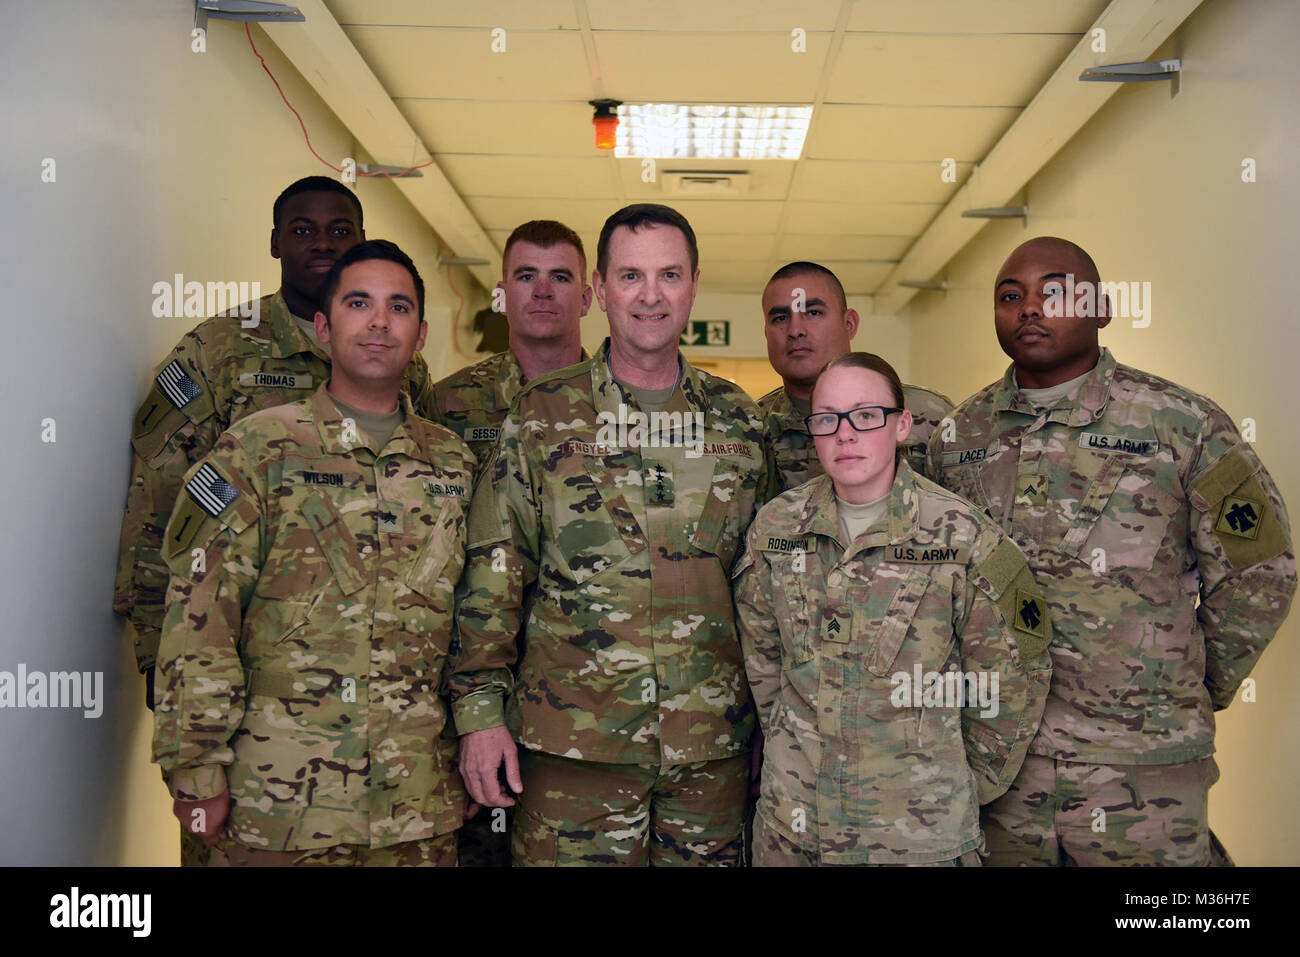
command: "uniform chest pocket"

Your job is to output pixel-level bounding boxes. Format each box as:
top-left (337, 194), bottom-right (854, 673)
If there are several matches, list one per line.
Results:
top-left (771, 555), bottom-right (816, 665)
top-left (299, 493), bottom-right (369, 596)
top-left (405, 497), bottom-right (467, 599)
top-left (691, 459), bottom-right (747, 560)
top-left (549, 454), bottom-right (646, 585)
top-left (863, 566), bottom-right (943, 678)
top-left (1060, 456), bottom-right (1180, 576)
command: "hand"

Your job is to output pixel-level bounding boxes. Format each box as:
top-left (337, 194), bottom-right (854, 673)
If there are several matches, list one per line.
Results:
top-left (465, 801), bottom-right (483, 820)
top-left (750, 726), bottom-right (764, 798)
top-left (459, 726), bottom-right (522, 807)
top-left (172, 790), bottom-right (230, 846)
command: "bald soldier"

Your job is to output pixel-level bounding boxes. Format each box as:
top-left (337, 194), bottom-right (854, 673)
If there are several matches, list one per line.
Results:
top-left (759, 261), bottom-right (952, 491)
top-left (153, 240), bottom-right (472, 866)
top-left (430, 219), bottom-right (591, 866)
top-left (449, 204), bottom-right (770, 866)
top-left (927, 236), bottom-right (1296, 866)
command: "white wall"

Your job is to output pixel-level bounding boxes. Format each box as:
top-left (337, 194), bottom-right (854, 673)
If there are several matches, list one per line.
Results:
top-left (901, 0), bottom-right (1300, 864)
top-left (0, 1), bottom-right (484, 864)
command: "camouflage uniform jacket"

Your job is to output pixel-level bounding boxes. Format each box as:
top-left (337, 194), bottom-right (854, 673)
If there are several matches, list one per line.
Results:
top-left (733, 463), bottom-right (1052, 864)
top-left (152, 384), bottom-right (472, 851)
top-left (430, 348), bottom-right (587, 478)
top-left (758, 383), bottom-right (953, 492)
top-left (114, 290), bottom-right (435, 671)
top-left (927, 348), bottom-right (1296, 765)
top-left (449, 338), bottom-right (770, 765)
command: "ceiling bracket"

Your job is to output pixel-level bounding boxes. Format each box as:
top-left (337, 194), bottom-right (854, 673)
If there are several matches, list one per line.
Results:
top-left (1080, 58), bottom-right (1181, 98)
top-left (194, 1), bottom-right (304, 33)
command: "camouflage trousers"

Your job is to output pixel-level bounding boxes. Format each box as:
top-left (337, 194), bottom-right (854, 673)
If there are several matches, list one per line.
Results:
top-left (511, 750), bottom-right (749, 866)
top-left (982, 753), bottom-right (1219, 866)
top-left (752, 814), bottom-right (982, 867)
top-left (208, 832), bottom-right (458, 867)
top-left (458, 805), bottom-right (513, 867)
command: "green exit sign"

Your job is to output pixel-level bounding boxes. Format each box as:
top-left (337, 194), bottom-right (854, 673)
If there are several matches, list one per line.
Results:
top-left (679, 320), bottom-right (730, 346)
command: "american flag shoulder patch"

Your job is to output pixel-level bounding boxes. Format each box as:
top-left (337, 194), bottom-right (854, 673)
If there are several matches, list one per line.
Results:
top-left (186, 462), bottom-right (241, 517)
top-left (156, 359), bottom-right (203, 409)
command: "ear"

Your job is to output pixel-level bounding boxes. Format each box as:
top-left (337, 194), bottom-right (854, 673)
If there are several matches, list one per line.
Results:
top-left (592, 268), bottom-right (607, 313)
top-left (843, 307), bottom-right (860, 340)
top-left (1095, 293), bottom-right (1113, 331)
top-left (415, 318), bottom-right (428, 352)
top-left (270, 227), bottom-right (280, 260)
top-left (580, 281), bottom-right (594, 318)
top-left (314, 309), bottom-right (331, 343)
top-left (895, 407), bottom-right (913, 442)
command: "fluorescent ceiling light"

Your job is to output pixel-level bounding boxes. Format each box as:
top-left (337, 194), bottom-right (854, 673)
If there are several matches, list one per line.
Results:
top-left (614, 104), bottom-right (812, 160)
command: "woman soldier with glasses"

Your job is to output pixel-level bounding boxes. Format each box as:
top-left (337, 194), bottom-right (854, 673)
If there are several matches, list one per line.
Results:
top-left (732, 352), bottom-right (1053, 866)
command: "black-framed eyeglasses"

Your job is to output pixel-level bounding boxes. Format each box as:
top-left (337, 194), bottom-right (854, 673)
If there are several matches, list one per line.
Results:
top-left (804, 406), bottom-right (903, 437)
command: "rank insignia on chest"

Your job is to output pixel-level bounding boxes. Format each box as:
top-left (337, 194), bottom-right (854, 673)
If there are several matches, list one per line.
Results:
top-left (643, 459), bottom-right (674, 506)
top-left (1216, 495), bottom-right (1265, 540)
top-left (1016, 474), bottom-right (1048, 508)
top-left (824, 608), bottom-right (850, 643)
top-left (378, 507), bottom-right (403, 533)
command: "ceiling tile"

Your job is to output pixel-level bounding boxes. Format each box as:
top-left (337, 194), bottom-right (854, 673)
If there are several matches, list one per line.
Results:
top-left (342, 26), bottom-right (591, 100)
top-left (325, 1), bottom-right (581, 29)
top-left (826, 33), bottom-right (1078, 106)
top-left (804, 103), bottom-right (1020, 161)
top-left (592, 31), bottom-right (828, 102)
top-left (790, 159), bottom-right (971, 203)
top-left (845, 0), bottom-right (1109, 35)
top-left (783, 202), bottom-right (941, 235)
top-left (437, 154), bottom-right (621, 199)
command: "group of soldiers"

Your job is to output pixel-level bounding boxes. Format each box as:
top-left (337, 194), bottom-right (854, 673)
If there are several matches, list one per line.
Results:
top-left (114, 175), bottom-right (1296, 867)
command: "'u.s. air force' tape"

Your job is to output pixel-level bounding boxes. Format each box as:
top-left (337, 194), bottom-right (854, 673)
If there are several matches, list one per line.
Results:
top-left (156, 359), bottom-right (202, 409)
top-left (185, 462), bottom-right (240, 517)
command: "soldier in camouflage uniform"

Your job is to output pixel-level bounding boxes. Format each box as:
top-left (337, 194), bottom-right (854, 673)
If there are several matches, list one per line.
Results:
top-left (116, 178), bottom-right (433, 866)
top-left (430, 220), bottom-right (591, 866)
top-left (449, 205), bottom-right (770, 866)
top-left (152, 240), bottom-right (471, 866)
top-left (116, 177), bottom-right (435, 695)
top-left (431, 219), bottom-right (591, 464)
top-left (927, 237), bottom-right (1296, 865)
top-left (758, 262), bottom-right (951, 490)
top-left (735, 353), bottom-right (1051, 865)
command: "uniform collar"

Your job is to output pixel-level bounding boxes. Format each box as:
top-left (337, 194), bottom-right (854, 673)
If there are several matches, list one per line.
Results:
top-left (311, 382), bottom-right (423, 460)
top-left (794, 460), bottom-right (921, 553)
top-left (992, 346), bottom-right (1115, 427)
top-left (590, 337), bottom-right (711, 421)
top-left (767, 387), bottom-right (809, 433)
top-left (493, 351), bottom-right (526, 412)
top-left (267, 289), bottom-right (329, 362)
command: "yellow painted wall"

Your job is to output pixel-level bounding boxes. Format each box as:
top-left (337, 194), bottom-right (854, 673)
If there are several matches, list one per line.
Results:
top-left (901, 0), bottom-right (1300, 864)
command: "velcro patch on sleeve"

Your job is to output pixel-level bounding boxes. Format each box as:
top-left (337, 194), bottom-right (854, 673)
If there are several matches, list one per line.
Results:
top-left (975, 537), bottom-right (1028, 598)
top-left (156, 359), bottom-right (203, 410)
top-left (185, 462), bottom-right (241, 517)
top-left (1190, 447), bottom-right (1256, 511)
